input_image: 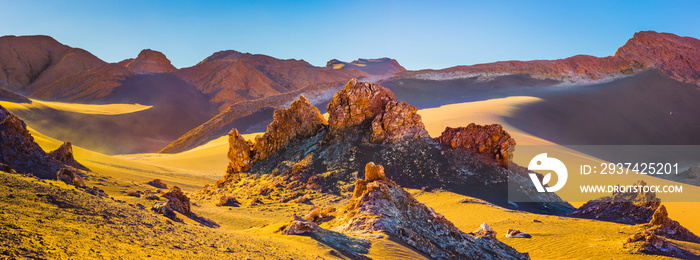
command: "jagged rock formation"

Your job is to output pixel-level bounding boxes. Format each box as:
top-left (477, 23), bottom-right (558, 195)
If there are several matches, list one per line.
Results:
top-left (327, 79), bottom-right (396, 135)
top-left (329, 162), bottom-right (528, 259)
top-left (568, 181), bottom-right (660, 225)
top-left (436, 124), bottom-right (516, 167)
top-left (624, 206), bottom-right (700, 258)
top-left (0, 105), bottom-right (88, 179)
top-left (252, 95), bottom-right (327, 161)
top-left (326, 58), bottom-right (406, 75)
top-left (204, 79), bottom-right (571, 215)
top-left (162, 186), bottom-right (191, 216)
top-left (47, 142), bottom-right (88, 171)
top-left (398, 31), bottom-right (700, 86)
top-left (642, 205), bottom-right (700, 243)
top-left (118, 49), bottom-right (177, 74)
top-left (224, 129), bottom-right (253, 177)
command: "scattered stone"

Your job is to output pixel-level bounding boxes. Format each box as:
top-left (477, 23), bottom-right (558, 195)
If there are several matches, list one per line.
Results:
top-left (473, 223), bottom-right (497, 239)
top-left (126, 191), bottom-right (142, 198)
top-left (86, 186), bottom-right (108, 198)
top-left (532, 219), bottom-right (542, 223)
top-left (0, 162), bottom-right (17, 174)
top-left (56, 168), bottom-right (85, 187)
top-left (162, 186), bottom-right (191, 216)
top-left (147, 179), bottom-right (168, 189)
top-left (282, 216), bottom-right (318, 235)
top-left (505, 229), bottom-right (531, 238)
top-left (216, 196), bottom-right (240, 207)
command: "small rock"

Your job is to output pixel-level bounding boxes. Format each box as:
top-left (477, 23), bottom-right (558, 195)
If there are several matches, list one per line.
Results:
top-left (505, 229), bottom-right (531, 238)
top-left (147, 179), bottom-right (168, 189)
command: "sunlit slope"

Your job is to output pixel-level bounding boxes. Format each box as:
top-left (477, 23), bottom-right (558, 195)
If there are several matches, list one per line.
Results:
top-left (0, 99), bottom-right (152, 115)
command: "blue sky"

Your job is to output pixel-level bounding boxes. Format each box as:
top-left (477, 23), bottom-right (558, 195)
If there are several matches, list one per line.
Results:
top-left (1, 0), bottom-right (698, 70)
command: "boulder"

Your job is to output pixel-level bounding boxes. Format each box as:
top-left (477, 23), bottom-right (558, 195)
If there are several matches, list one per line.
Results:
top-left (152, 201), bottom-right (178, 221)
top-left (473, 223), bottom-right (497, 239)
top-left (56, 168), bottom-right (85, 187)
top-left (147, 179), bottom-right (168, 189)
top-left (505, 229), bottom-right (531, 238)
top-left (436, 124), bottom-right (516, 167)
top-left (283, 216), bottom-right (318, 235)
top-left (0, 162), bottom-right (16, 174)
top-left (162, 186), bottom-right (191, 216)
top-left (364, 162), bottom-right (388, 182)
top-left (216, 196), bottom-right (240, 207)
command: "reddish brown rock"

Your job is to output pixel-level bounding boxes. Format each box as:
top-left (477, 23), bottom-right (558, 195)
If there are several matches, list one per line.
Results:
top-left (119, 49), bottom-right (177, 74)
top-left (216, 196), bottom-right (240, 207)
top-left (643, 205), bottom-right (700, 243)
top-left (332, 162), bottom-right (528, 259)
top-left (282, 216), bottom-right (318, 235)
top-left (436, 124), bottom-right (516, 167)
top-left (473, 223), bottom-right (497, 239)
top-left (327, 79), bottom-right (395, 135)
top-left (252, 95), bottom-right (327, 161)
top-left (147, 179), bottom-right (168, 189)
top-left (56, 168), bottom-right (85, 187)
top-left (226, 129), bottom-right (253, 175)
top-left (47, 142), bottom-right (88, 171)
top-left (624, 230), bottom-right (690, 258)
top-left (162, 186), bottom-right (191, 216)
top-left (370, 100), bottom-right (429, 143)
top-left (363, 162), bottom-right (388, 182)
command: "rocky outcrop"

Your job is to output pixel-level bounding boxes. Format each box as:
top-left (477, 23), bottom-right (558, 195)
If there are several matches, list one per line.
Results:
top-left (119, 49), bottom-right (177, 74)
top-left (326, 58), bottom-right (406, 75)
top-left (370, 101), bottom-right (429, 143)
top-left (147, 179), bottom-right (168, 189)
top-left (327, 79), bottom-right (395, 135)
top-left (624, 230), bottom-right (690, 258)
top-left (0, 88), bottom-right (30, 103)
top-left (0, 105), bottom-right (89, 179)
top-left (47, 142), bottom-right (88, 171)
top-left (252, 95), bottom-right (327, 161)
top-left (330, 162), bottom-right (528, 259)
top-left (436, 124), bottom-right (516, 167)
top-left (641, 205), bottom-right (700, 243)
top-left (162, 186), bottom-right (191, 216)
top-left (225, 129), bottom-right (253, 177)
top-left (56, 168), bottom-right (85, 187)
top-left (568, 181), bottom-right (660, 225)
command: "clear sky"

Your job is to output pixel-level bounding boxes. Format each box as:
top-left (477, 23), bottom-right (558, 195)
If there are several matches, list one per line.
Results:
top-left (1, 0), bottom-right (699, 70)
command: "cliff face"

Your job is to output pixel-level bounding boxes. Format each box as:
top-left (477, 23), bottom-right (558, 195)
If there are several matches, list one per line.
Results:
top-left (399, 31), bottom-right (700, 86)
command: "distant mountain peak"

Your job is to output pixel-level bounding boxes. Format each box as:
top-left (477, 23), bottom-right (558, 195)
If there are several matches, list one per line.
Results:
top-left (120, 49), bottom-right (176, 74)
